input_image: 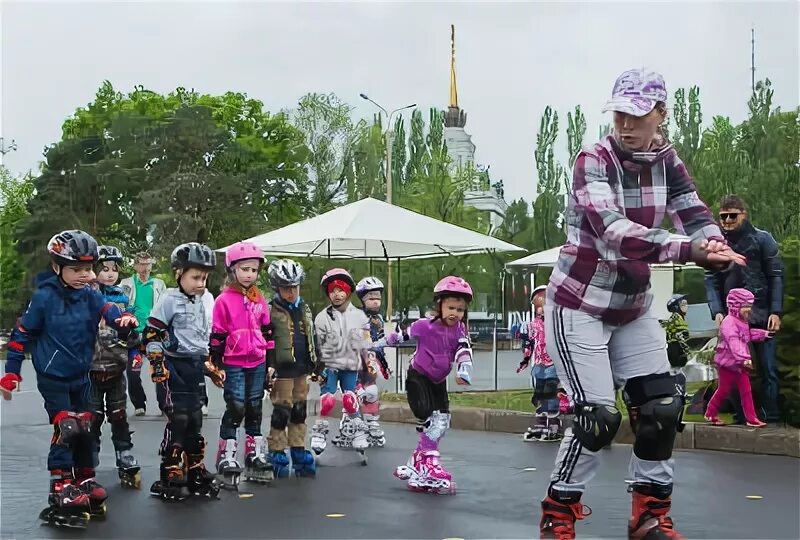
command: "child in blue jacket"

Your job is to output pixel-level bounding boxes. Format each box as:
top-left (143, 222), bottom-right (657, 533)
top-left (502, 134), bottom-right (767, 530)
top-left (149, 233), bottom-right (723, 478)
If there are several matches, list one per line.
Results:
top-left (0, 231), bottom-right (137, 529)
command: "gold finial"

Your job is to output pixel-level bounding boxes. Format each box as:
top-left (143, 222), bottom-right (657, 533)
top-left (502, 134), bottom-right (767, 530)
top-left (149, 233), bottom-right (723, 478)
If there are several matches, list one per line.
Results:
top-left (449, 24), bottom-right (458, 108)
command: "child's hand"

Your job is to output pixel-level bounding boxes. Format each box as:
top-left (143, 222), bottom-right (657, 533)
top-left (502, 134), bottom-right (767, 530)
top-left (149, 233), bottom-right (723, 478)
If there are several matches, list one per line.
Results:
top-left (455, 377), bottom-right (469, 386)
top-left (0, 373), bottom-right (21, 400)
top-left (743, 359), bottom-right (753, 370)
top-left (116, 314), bottom-right (138, 328)
top-left (517, 356), bottom-right (531, 373)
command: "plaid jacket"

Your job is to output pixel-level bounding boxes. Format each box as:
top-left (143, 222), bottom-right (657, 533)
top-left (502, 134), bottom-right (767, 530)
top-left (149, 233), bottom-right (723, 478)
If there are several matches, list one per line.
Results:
top-left (548, 136), bottom-right (723, 325)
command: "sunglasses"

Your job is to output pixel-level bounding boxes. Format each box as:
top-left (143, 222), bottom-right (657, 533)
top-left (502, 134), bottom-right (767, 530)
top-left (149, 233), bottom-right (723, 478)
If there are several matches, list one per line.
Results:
top-left (719, 212), bottom-right (742, 221)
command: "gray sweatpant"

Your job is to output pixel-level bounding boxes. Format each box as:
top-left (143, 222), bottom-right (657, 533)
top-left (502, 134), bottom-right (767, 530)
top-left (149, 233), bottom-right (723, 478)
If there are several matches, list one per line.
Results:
top-left (544, 304), bottom-right (673, 495)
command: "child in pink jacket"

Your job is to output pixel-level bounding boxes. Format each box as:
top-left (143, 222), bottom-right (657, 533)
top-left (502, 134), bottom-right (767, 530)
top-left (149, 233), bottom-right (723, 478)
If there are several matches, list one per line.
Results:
top-left (209, 242), bottom-right (275, 486)
top-left (705, 288), bottom-right (772, 427)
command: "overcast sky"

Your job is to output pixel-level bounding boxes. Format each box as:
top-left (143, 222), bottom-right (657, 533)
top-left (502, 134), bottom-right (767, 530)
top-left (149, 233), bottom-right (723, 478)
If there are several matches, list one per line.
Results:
top-left (2, 1), bottom-right (798, 203)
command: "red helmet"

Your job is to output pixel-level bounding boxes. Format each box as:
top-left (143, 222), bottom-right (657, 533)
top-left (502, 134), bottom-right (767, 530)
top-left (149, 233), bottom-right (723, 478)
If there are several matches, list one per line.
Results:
top-left (225, 242), bottom-right (264, 269)
top-left (433, 276), bottom-right (473, 302)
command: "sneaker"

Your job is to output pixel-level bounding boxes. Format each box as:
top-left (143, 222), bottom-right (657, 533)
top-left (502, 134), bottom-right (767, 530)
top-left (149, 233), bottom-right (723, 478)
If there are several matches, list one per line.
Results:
top-left (746, 420), bottom-right (767, 428)
top-left (201, 405), bottom-right (209, 416)
top-left (705, 415), bottom-right (725, 426)
top-left (134, 408), bottom-right (146, 416)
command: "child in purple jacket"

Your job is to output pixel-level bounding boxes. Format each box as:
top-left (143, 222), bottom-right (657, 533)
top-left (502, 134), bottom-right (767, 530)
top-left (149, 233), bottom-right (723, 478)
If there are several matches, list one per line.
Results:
top-left (389, 276), bottom-right (474, 495)
top-left (705, 288), bottom-right (771, 427)
top-left (210, 242), bottom-right (275, 487)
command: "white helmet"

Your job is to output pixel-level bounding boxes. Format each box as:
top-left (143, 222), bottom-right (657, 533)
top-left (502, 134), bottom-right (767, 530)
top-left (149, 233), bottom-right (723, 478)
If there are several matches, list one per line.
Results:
top-left (267, 259), bottom-right (305, 290)
top-left (356, 276), bottom-right (384, 299)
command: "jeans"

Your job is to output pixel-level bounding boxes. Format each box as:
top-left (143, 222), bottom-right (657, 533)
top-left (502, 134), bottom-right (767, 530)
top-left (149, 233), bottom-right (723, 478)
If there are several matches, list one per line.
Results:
top-left (37, 373), bottom-right (96, 471)
top-left (220, 363), bottom-right (267, 439)
top-left (532, 363), bottom-right (560, 414)
top-left (753, 336), bottom-right (780, 421)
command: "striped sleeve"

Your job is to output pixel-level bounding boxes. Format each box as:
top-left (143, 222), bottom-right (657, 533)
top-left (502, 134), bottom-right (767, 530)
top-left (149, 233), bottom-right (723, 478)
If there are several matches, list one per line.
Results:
top-left (573, 150), bottom-right (691, 264)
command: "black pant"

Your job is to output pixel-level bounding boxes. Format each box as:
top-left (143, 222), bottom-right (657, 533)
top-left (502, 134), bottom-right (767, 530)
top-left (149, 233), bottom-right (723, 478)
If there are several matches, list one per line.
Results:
top-left (159, 356), bottom-right (206, 454)
top-left (405, 367), bottom-right (449, 421)
top-left (89, 371), bottom-right (132, 452)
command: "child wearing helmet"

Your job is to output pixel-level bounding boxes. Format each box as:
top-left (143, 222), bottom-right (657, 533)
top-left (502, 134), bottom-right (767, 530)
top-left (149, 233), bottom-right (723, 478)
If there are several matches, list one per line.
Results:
top-left (661, 294), bottom-right (691, 371)
top-left (355, 276), bottom-right (391, 448)
top-left (389, 275), bottom-right (474, 494)
top-left (311, 268), bottom-right (372, 459)
top-left (265, 258), bottom-right (323, 478)
top-left (0, 231), bottom-right (138, 528)
top-left (704, 288), bottom-right (772, 427)
top-left (88, 245), bottom-right (143, 490)
top-left (143, 242), bottom-right (221, 501)
top-left (517, 286), bottom-right (563, 443)
top-left (209, 242), bottom-right (275, 488)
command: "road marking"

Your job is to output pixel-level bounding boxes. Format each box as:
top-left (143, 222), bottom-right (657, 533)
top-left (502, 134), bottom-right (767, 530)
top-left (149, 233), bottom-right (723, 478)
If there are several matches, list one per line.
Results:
top-left (523, 467), bottom-right (537, 472)
top-left (746, 495), bottom-right (763, 500)
top-left (326, 513), bottom-right (346, 518)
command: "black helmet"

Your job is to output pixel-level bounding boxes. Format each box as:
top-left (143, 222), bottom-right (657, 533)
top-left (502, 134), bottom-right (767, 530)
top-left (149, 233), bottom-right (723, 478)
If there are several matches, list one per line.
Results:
top-left (667, 293), bottom-right (688, 313)
top-left (47, 230), bottom-right (99, 266)
top-left (267, 259), bottom-right (305, 290)
top-left (98, 245), bottom-right (124, 265)
top-left (170, 243), bottom-right (216, 271)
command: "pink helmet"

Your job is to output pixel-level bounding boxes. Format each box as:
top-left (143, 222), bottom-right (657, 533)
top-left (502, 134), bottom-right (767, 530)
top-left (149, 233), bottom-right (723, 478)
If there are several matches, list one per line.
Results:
top-left (225, 241), bottom-right (264, 269)
top-left (433, 275), bottom-right (473, 302)
top-left (320, 268), bottom-right (356, 293)
top-left (726, 287), bottom-right (754, 314)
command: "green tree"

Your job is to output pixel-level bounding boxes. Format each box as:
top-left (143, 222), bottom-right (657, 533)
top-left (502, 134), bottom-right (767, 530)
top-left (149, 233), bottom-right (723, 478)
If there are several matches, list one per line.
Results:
top-left (0, 167), bottom-right (35, 326)
top-left (531, 106), bottom-right (566, 251)
top-left (671, 86), bottom-right (703, 171)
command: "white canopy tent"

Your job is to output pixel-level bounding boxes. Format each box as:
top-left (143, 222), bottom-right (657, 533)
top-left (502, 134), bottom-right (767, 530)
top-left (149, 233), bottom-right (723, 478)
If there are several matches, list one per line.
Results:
top-left (218, 197), bottom-right (525, 259)
top-left (505, 246), bottom-right (699, 321)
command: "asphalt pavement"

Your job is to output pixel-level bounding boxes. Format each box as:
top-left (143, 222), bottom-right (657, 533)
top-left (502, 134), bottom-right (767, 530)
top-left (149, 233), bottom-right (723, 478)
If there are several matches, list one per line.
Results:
top-left (1, 361), bottom-right (798, 539)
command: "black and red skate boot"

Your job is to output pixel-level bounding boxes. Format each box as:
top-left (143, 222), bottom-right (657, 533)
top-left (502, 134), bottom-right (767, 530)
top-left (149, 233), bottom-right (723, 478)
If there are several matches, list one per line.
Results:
top-left (39, 469), bottom-right (91, 529)
top-left (539, 488), bottom-right (591, 539)
top-left (75, 467), bottom-right (107, 519)
top-left (628, 483), bottom-right (683, 539)
top-left (150, 444), bottom-right (190, 501)
top-left (186, 439), bottom-right (220, 498)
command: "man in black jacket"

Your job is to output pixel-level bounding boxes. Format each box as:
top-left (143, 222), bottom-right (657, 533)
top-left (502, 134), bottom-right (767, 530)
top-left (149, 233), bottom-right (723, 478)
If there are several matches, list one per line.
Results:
top-left (704, 194), bottom-right (784, 422)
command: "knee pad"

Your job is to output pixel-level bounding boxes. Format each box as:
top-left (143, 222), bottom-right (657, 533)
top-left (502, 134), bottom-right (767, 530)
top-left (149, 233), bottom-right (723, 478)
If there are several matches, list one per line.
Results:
top-left (52, 411), bottom-right (92, 447)
top-left (271, 404), bottom-right (291, 430)
top-left (359, 384), bottom-right (379, 405)
top-left (406, 377), bottom-right (434, 420)
top-left (245, 399), bottom-right (263, 425)
top-left (108, 407), bottom-right (127, 423)
top-left (422, 410), bottom-right (450, 442)
top-left (534, 378), bottom-right (559, 401)
top-left (624, 373), bottom-right (686, 461)
top-left (290, 401), bottom-right (307, 424)
top-left (320, 393), bottom-right (336, 417)
top-left (225, 399), bottom-right (246, 426)
top-left (572, 402), bottom-right (622, 452)
top-left (342, 390), bottom-right (359, 415)
top-left (361, 399), bottom-right (380, 416)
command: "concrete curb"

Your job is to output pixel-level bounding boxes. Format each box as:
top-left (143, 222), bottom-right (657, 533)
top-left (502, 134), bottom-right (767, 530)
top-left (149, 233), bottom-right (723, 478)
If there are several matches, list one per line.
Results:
top-left (371, 402), bottom-right (800, 458)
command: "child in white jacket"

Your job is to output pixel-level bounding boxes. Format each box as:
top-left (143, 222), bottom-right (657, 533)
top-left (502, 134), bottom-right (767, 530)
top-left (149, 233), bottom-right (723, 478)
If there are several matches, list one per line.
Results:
top-left (310, 268), bottom-right (372, 456)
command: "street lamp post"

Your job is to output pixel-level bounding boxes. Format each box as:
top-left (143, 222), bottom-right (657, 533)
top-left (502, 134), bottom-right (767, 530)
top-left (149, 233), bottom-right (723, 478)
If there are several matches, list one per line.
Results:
top-left (359, 94), bottom-right (416, 325)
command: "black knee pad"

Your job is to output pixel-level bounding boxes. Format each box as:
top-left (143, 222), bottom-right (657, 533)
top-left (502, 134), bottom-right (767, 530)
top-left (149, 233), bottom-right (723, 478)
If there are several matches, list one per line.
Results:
top-left (572, 402), bottom-right (622, 452)
top-left (271, 404), bottom-right (291, 430)
top-left (245, 399), bottom-right (263, 426)
top-left (225, 399), bottom-right (246, 426)
top-left (406, 376), bottom-right (434, 420)
top-left (624, 373), bottom-right (686, 461)
top-left (534, 378), bottom-right (559, 401)
top-left (290, 401), bottom-right (307, 424)
top-left (52, 411), bottom-right (93, 447)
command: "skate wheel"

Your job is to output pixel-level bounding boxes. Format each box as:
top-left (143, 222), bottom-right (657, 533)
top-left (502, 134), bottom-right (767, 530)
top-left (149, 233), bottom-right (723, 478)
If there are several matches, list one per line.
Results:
top-left (89, 502), bottom-right (107, 520)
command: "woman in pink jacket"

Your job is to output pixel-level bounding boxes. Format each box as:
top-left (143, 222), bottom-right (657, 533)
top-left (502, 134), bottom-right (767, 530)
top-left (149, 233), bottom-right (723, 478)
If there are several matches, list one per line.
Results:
top-left (209, 242), bottom-right (275, 487)
top-left (705, 288), bottom-right (772, 427)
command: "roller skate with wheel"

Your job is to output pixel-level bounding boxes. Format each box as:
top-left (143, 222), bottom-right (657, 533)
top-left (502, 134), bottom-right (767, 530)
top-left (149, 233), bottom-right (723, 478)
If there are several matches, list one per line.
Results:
top-left (364, 413), bottom-right (386, 447)
top-left (39, 470), bottom-right (91, 529)
top-left (243, 435), bottom-right (273, 484)
top-left (150, 445), bottom-right (190, 501)
top-left (290, 447), bottom-right (317, 478)
top-left (540, 414), bottom-right (563, 443)
top-left (523, 414), bottom-right (547, 442)
top-left (116, 449), bottom-right (141, 489)
top-left (268, 450), bottom-right (291, 479)
top-left (540, 488), bottom-right (592, 539)
top-left (334, 415), bottom-right (369, 465)
top-left (310, 419), bottom-right (329, 455)
top-left (628, 483), bottom-right (683, 539)
top-left (187, 443), bottom-right (220, 499)
top-left (215, 438), bottom-right (242, 490)
top-left (405, 449), bottom-right (455, 495)
top-left (75, 468), bottom-right (107, 519)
